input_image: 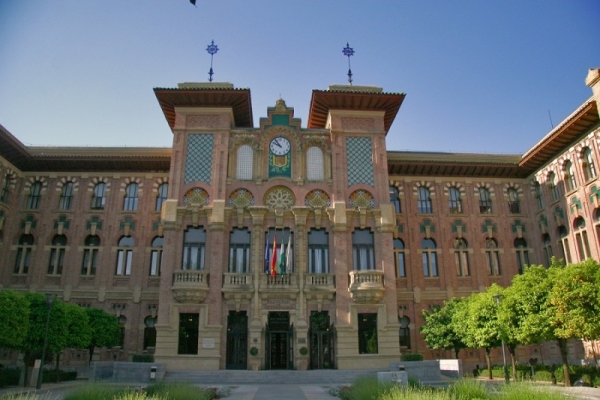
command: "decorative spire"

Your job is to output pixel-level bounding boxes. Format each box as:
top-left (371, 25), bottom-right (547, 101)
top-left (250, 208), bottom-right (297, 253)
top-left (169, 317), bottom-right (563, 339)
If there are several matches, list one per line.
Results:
top-left (206, 40), bottom-right (219, 82)
top-left (342, 42), bottom-right (355, 85)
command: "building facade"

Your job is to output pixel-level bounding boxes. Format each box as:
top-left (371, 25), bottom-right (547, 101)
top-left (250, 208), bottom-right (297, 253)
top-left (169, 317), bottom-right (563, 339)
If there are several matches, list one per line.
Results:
top-left (1, 69), bottom-right (599, 371)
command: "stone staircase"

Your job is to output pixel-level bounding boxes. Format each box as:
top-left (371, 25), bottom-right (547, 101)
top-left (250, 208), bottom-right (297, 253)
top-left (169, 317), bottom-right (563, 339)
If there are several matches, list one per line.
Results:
top-left (163, 369), bottom-right (379, 385)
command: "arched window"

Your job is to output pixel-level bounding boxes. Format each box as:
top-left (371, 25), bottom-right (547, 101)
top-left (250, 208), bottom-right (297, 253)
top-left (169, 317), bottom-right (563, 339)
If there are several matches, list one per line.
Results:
top-left (583, 147), bottom-right (597, 181)
top-left (156, 183), bottom-right (168, 211)
top-left (542, 233), bottom-right (553, 267)
top-left (454, 238), bottom-right (469, 276)
top-left (14, 234), bottom-right (34, 274)
top-left (389, 186), bottom-right (401, 214)
top-left (399, 316), bottom-right (411, 349)
top-left (421, 238), bottom-right (438, 277)
top-left (565, 161), bottom-right (577, 192)
top-left (306, 146), bottom-right (324, 181)
top-left (236, 145), bottom-right (253, 180)
top-left (27, 181), bottom-right (42, 209)
top-left (183, 227), bottom-right (206, 270)
top-left (507, 188), bottom-right (520, 214)
top-left (417, 187), bottom-right (432, 214)
top-left (81, 235), bottom-right (100, 275)
top-left (0, 173), bottom-right (11, 203)
top-left (115, 236), bottom-right (134, 276)
top-left (479, 187), bottom-right (492, 214)
top-left (574, 217), bottom-right (591, 262)
top-left (308, 229), bottom-right (329, 274)
top-left (123, 183), bottom-right (139, 211)
top-left (48, 234), bottom-right (67, 275)
top-left (485, 238), bottom-right (501, 276)
top-left (149, 236), bottom-right (163, 276)
top-left (229, 228), bottom-right (251, 273)
top-left (514, 238), bottom-right (529, 274)
top-left (549, 172), bottom-right (560, 201)
top-left (92, 183), bottom-right (106, 210)
top-left (448, 187), bottom-right (462, 214)
top-left (393, 239), bottom-right (406, 277)
top-left (59, 182), bottom-right (75, 210)
top-left (352, 229), bottom-right (374, 271)
top-left (558, 225), bottom-right (571, 264)
top-left (533, 181), bottom-right (544, 210)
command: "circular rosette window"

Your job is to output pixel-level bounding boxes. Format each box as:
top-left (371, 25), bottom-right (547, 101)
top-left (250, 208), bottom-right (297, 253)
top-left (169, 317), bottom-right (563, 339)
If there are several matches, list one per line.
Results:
top-left (349, 189), bottom-right (375, 209)
top-left (183, 187), bottom-right (210, 206)
top-left (264, 187), bottom-right (295, 211)
top-left (304, 189), bottom-right (331, 209)
top-left (228, 188), bottom-right (255, 208)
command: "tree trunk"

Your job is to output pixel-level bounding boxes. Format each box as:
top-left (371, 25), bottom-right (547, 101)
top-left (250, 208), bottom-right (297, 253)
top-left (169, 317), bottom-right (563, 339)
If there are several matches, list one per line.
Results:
top-left (454, 346), bottom-right (460, 359)
top-left (485, 348), bottom-right (493, 380)
top-left (88, 346), bottom-right (95, 365)
top-left (508, 344), bottom-right (517, 381)
top-left (55, 352), bottom-right (60, 383)
top-left (557, 339), bottom-right (571, 387)
top-left (23, 352), bottom-right (30, 388)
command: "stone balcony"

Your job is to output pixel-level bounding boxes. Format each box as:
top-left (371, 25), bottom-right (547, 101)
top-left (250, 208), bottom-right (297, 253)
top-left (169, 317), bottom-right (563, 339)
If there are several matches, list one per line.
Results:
top-left (304, 273), bottom-right (336, 302)
top-left (348, 270), bottom-right (385, 304)
top-left (221, 273), bottom-right (254, 301)
top-left (259, 274), bottom-right (298, 294)
top-left (172, 270), bottom-right (209, 303)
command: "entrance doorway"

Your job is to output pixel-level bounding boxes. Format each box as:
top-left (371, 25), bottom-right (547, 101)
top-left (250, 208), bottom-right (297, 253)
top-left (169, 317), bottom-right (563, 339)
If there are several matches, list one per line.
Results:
top-left (309, 311), bottom-right (335, 369)
top-left (226, 311), bottom-right (247, 369)
top-left (265, 311), bottom-right (293, 369)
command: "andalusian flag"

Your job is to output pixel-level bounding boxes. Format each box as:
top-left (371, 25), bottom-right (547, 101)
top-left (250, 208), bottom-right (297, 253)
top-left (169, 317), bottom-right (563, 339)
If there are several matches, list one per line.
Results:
top-left (270, 235), bottom-right (277, 277)
top-left (279, 241), bottom-right (286, 275)
top-left (285, 236), bottom-right (292, 274)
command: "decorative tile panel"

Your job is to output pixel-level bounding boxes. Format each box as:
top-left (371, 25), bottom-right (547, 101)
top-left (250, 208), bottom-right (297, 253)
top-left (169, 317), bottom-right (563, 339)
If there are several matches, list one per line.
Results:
top-left (305, 190), bottom-right (331, 209)
top-left (185, 134), bottom-right (214, 185)
top-left (346, 137), bottom-right (374, 187)
top-left (183, 188), bottom-right (210, 206)
top-left (348, 189), bottom-right (375, 209)
top-left (228, 189), bottom-right (255, 208)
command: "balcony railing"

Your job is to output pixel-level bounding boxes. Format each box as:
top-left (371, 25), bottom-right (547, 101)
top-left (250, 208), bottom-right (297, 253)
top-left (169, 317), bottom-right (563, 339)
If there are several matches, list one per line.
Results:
top-left (304, 273), bottom-right (335, 292)
top-left (259, 273), bottom-right (296, 290)
top-left (222, 273), bottom-right (253, 289)
top-left (348, 270), bottom-right (385, 304)
top-left (172, 270), bottom-right (209, 303)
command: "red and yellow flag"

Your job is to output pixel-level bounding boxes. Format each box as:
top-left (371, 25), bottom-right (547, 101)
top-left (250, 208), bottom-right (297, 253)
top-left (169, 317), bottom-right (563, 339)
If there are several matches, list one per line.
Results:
top-left (270, 235), bottom-right (277, 277)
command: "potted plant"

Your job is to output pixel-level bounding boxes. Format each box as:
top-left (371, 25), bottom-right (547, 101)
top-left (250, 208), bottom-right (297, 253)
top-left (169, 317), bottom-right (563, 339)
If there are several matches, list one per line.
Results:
top-left (297, 347), bottom-right (309, 370)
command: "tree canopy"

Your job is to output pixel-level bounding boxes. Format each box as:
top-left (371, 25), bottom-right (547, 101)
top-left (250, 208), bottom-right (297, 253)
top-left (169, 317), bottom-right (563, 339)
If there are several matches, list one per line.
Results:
top-left (0, 290), bottom-right (30, 350)
top-left (420, 298), bottom-right (466, 359)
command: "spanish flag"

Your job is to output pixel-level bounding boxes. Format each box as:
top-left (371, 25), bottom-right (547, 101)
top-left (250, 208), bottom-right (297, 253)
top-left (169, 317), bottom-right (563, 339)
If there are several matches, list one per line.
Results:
top-left (270, 235), bottom-right (277, 277)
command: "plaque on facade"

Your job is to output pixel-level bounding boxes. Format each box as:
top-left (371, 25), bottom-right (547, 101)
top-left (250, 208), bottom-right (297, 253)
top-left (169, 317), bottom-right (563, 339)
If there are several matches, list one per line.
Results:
top-left (202, 339), bottom-right (215, 349)
top-left (263, 299), bottom-right (295, 310)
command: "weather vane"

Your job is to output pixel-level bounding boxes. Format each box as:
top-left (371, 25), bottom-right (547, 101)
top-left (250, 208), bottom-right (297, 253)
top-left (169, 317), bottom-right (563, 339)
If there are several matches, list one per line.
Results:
top-left (206, 40), bottom-right (219, 82)
top-left (342, 42), bottom-right (355, 85)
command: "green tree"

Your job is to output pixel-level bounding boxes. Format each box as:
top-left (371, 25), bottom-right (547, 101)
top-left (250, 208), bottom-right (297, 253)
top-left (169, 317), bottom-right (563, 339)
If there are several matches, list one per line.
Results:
top-left (0, 290), bottom-right (30, 350)
top-left (452, 286), bottom-right (502, 379)
top-left (550, 258), bottom-right (600, 379)
top-left (421, 298), bottom-right (467, 358)
top-left (19, 293), bottom-right (69, 386)
top-left (85, 308), bottom-right (121, 364)
top-left (52, 303), bottom-right (92, 381)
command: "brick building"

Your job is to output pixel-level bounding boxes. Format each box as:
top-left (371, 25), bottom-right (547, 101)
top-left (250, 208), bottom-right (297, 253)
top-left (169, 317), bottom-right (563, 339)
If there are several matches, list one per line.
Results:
top-left (1, 69), bottom-right (599, 371)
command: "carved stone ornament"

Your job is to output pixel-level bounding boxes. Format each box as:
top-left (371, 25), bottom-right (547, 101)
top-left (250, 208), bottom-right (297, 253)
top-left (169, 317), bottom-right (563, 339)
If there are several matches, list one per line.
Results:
top-left (172, 289), bottom-right (208, 304)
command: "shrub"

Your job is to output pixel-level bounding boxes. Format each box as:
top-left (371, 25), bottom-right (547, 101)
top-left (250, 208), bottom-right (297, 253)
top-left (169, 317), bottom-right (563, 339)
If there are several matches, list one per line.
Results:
top-left (0, 394), bottom-right (39, 400)
top-left (63, 384), bottom-right (128, 400)
top-left (41, 369), bottom-right (77, 383)
top-left (299, 347), bottom-right (308, 356)
top-left (132, 354), bottom-right (154, 363)
top-left (401, 353), bottom-right (424, 362)
top-left (249, 347), bottom-right (258, 356)
top-left (146, 382), bottom-right (213, 400)
top-left (338, 376), bottom-right (392, 400)
top-left (447, 379), bottom-right (490, 399)
top-left (0, 367), bottom-right (21, 388)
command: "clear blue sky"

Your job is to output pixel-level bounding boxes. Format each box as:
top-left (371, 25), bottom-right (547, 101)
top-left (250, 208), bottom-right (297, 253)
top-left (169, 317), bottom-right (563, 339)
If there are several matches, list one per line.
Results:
top-left (0, 1), bottom-right (598, 154)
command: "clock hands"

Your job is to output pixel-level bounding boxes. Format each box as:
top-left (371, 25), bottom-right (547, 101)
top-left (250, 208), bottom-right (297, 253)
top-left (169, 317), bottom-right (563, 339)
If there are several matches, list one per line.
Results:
top-left (272, 140), bottom-right (282, 148)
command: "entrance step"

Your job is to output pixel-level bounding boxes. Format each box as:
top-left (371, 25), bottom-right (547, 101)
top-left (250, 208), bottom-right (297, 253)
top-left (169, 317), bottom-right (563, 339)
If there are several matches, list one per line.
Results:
top-left (164, 369), bottom-right (379, 385)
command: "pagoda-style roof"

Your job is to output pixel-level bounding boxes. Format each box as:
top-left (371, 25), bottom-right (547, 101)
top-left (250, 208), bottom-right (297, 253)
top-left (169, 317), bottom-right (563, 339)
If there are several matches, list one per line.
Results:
top-left (0, 124), bottom-right (170, 172)
top-left (154, 86), bottom-right (253, 130)
top-left (519, 99), bottom-right (599, 175)
top-left (387, 151), bottom-right (524, 178)
top-left (308, 87), bottom-right (405, 133)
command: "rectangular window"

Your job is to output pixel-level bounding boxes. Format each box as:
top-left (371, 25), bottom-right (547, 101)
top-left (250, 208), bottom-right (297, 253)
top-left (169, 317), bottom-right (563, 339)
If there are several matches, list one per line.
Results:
top-left (454, 251), bottom-right (469, 276)
top-left (396, 252), bottom-right (406, 277)
top-left (308, 229), bottom-right (329, 273)
top-left (486, 251), bottom-right (501, 275)
top-left (358, 313), bottom-right (378, 354)
top-left (422, 252), bottom-right (438, 277)
top-left (178, 313), bottom-right (199, 355)
top-left (115, 249), bottom-right (133, 276)
top-left (82, 249), bottom-right (98, 275)
top-left (14, 248), bottom-right (31, 274)
top-left (150, 249), bottom-right (163, 276)
top-left (229, 228), bottom-right (251, 273)
top-left (48, 248), bottom-right (65, 275)
top-left (352, 229), bottom-right (375, 271)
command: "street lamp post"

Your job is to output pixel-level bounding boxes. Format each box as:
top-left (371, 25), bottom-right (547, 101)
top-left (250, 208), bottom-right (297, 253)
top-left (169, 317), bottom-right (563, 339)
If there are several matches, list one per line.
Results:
top-left (493, 293), bottom-right (510, 384)
top-left (36, 293), bottom-right (56, 390)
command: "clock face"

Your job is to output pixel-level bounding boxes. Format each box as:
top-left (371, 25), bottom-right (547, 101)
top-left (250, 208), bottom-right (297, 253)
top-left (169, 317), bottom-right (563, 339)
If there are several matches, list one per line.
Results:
top-left (269, 137), bottom-right (291, 156)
